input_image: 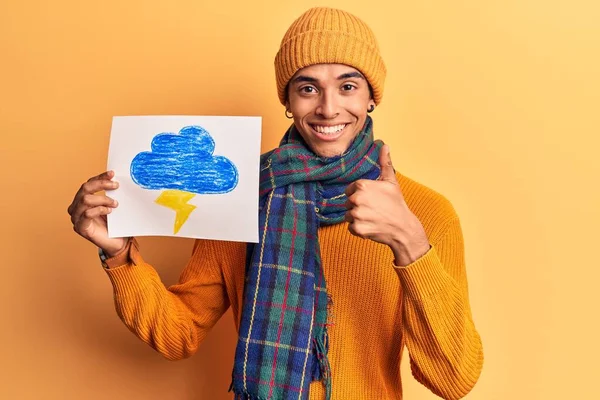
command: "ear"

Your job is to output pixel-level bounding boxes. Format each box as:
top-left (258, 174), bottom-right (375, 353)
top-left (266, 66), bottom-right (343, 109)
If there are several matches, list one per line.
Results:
top-left (367, 100), bottom-right (376, 113)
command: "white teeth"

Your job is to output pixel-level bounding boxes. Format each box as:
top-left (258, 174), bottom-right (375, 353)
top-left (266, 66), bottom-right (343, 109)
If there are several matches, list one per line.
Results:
top-left (312, 124), bottom-right (346, 134)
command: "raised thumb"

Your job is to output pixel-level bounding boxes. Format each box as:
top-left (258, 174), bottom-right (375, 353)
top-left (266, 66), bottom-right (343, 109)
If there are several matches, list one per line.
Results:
top-left (378, 144), bottom-right (396, 182)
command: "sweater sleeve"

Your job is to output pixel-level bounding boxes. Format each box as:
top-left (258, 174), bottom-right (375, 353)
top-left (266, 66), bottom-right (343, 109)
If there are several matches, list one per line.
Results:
top-left (103, 238), bottom-right (231, 361)
top-left (395, 216), bottom-right (484, 399)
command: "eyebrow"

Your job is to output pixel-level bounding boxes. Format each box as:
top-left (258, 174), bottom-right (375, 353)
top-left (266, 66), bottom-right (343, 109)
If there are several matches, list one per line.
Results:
top-left (291, 71), bottom-right (366, 85)
top-left (337, 72), bottom-right (365, 80)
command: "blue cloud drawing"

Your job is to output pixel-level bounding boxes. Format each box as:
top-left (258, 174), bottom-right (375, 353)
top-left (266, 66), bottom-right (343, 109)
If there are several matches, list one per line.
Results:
top-left (130, 125), bottom-right (238, 194)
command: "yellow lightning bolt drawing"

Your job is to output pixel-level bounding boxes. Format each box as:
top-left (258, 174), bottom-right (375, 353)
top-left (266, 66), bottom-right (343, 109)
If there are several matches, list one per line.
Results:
top-left (155, 190), bottom-right (197, 234)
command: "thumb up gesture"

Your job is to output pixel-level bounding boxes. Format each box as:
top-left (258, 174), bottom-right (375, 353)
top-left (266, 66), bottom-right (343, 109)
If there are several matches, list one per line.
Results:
top-left (344, 144), bottom-right (430, 266)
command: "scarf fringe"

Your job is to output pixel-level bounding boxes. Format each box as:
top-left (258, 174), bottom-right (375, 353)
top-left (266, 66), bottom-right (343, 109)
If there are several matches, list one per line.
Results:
top-left (312, 328), bottom-right (332, 399)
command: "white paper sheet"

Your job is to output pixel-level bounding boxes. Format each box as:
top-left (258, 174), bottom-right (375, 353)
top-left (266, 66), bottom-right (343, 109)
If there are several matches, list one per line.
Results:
top-left (106, 115), bottom-right (261, 243)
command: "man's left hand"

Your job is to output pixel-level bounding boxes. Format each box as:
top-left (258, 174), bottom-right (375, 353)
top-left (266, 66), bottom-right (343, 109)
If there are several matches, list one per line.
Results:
top-left (344, 144), bottom-right (431, 266)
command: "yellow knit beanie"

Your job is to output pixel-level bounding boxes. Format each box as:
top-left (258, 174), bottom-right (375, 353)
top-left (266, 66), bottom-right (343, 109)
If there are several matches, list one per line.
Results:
top-left (275, 7), bottom-right (386, 105)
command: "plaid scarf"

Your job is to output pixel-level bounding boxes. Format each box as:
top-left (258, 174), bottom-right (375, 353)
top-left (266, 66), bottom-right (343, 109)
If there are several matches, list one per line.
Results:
top-left (231, 116), bottom-right (383, 400)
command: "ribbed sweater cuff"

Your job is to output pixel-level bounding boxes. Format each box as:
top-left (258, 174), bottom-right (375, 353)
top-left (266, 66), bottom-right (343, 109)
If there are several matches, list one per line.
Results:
top-left (394, 244), bottom-right (453, 300)
top-left (103, 239), bottom-right (156, 297)
top-left (103, 238), bottom-right (142, 268)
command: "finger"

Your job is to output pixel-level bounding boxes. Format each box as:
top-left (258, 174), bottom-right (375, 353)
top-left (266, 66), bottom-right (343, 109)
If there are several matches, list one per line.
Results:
top-left (344, 179), bottom-right (369, 197)
top-left (81, 205), bottom-right (113, 221)
top-left (344, 192), bottom-right (364, 209)
top-left (71, 195), bottom-right (118, 224)
top-left (68, 171), bottom-right (117, 215)
top-left (344, 182), bottom-right (356, 197)
top-left (69, 181), bottom-right (119, 219)
top-left (344, 211), bottom-right (354, 223)
top-left (81, 171), bottom-right (116, 195)
top-left (344, 199), bottom-right (352, 210)
top-left (73, 206), bottom-right (112, 235)
top-left (347, 221), bottom-right (367, 239)
top-left (82, 194), bottom-right (118, 208)
top-left (378, 144), bottom-right (396, 182)
top-left (344, 208), bottom-right (362, 224)
top-left (74, 178), bottom-right (118, 209)
top-left (347, 220), bottom-right (375, 240)
top-left (88, 170), bottom-right (114, 183)
top-left (82, 177), bottom-right (119, 194)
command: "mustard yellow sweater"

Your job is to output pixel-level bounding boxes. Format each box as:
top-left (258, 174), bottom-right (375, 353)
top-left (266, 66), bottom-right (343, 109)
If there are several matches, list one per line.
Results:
top-left (103, 172), bottom-right (483, 399)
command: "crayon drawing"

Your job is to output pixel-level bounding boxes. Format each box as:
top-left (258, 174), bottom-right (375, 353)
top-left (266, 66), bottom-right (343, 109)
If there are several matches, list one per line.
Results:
top-left (130, 125), bottom-right (239, 233)
top-left (106, 115), bottom-right (261, 243)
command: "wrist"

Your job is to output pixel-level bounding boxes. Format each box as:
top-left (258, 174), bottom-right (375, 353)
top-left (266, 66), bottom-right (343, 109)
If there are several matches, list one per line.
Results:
top-left (99, 238), bottom-right (133, 269)
top-left (389, 221), bottom-right (430, 267)
top-left (101, 238), bottom-right (131, 258)
top-left (391, 242), bottom-right (431, 267)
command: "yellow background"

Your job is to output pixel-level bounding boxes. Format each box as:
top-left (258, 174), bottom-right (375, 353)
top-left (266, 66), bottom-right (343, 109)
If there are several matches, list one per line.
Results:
top-left (1, 0), bottom-right (598, 399)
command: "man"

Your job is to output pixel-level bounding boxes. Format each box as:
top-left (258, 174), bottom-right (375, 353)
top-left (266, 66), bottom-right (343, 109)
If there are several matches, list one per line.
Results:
top-left (68, 7), bottom-right (483, 400)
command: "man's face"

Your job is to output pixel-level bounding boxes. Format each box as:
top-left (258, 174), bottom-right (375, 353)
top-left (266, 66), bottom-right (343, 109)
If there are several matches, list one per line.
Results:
top-left (286, 64), bottom-right (375, 158)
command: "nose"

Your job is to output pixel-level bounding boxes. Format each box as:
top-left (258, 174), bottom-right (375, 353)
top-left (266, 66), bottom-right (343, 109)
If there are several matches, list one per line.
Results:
top-left (315, 90), bottom-right (339, 119)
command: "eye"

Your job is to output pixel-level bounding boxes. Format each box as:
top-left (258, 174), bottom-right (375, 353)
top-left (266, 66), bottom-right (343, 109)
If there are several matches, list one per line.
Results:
top-left (299, 86), bottom-right (317, 94)
top-left (342, 84), bottom-right (357, 91)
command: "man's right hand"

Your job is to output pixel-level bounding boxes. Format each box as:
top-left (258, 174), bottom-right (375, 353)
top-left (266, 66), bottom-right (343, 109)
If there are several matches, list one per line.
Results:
top-left (68, 170), bottom-right (129, 257)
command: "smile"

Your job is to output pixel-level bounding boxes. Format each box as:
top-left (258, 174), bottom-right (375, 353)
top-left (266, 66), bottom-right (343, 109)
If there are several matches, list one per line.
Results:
top-left (309, 123), bottom-right (349, 141)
